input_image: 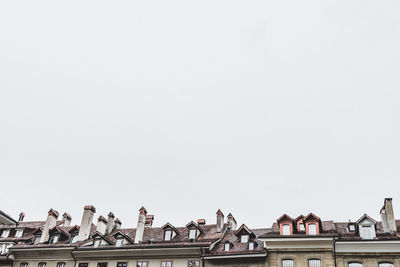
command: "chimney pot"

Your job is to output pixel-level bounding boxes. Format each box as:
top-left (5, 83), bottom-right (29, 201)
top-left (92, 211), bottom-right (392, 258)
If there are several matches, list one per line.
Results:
top-left (145, 215), bottom-right (154, 227)
top-left (227, 213), bottom-right (237, 230)
top-left (105, 212), bottom-right (115, 234)
top-left (381, 198), bottom-right (396, 233)
top-left (197, 219), bottom-right (206, 225)
top-left (78, 205), bottom-right (96, 241)
top-left (135, 207), bottom-right (147, 243)
top-left (216, 209), bottom-right (224, 233)
top-left (18, 212), bottom-right (25, 222)
top-left (62, 213), bottom-right (72, 227)
top-left (39, 208), bottom-right (59, 243)
top-left (96, 216), bottom-right (107, 235)
top-left (113, 218), bottom-right (122, 230)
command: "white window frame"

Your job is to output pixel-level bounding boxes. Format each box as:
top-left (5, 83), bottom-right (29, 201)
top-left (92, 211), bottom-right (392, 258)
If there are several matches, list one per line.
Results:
top-left (282, 259), bottom-right (294, 267)
top-left (348, 263), bottom-right (363, 267)
top-left (20, 263), bottom-right (28, 267)
top-left (379, 263), bottom-right (394, 267)
top-left (57, 263), bottom-right (66, 267)
top-left (164, 230), bottom-right (172, 241)
top-left (361, 226), bottom-right (373, 239)
top-left (70, 235), bottom-right (78, 243)
top-left (93, 239), bottom-right (101, 247)
top-left (308, 259), bottom-right (321, 267)
top-left (189, 229), bottom-right (197, 239)
top-left (115, 238), bottom-right (123, 247)
top-left (282, 224), bottom-right (291, 235)
top-left (1, 230), bottom-right (10, 238)
top-left (50, 235), bottom-right (59, 244)
top-left (38, 263), bottom-right (47, 267)
top-left (137, 261), bottom-right (148, 267)
top-left (15, 229), bottom-right (23, 238)
top-left (241, 234), bottom-right (249, 243)
top-left (188, 261), bottom-right (199, 267)
top-left (308, 224), bottom-right (317, 235)
top-left (161, 261), bottom-right (172, 267)
top-left (299, 224), bottom-right (305, 231)
top-left (224, 242), bottom-right (230, 251)
top-left (248, 242), bottom-right (254, 250)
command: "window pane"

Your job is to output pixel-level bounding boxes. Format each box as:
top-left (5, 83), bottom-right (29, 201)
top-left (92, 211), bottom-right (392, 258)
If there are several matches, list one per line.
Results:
top-left (362, 226), bottom-right (372, 239)
top-left (79, 264), bottom-right (88, 267)
top-left (224, 243), bottom-right (230, 251)
top-left (308, 259), bottom-right (321, 267)
top-left (57, 263), bottom-right (66, 267)
top-left (282, 225), bottom-right (290, 235)
top-left (241, 235), bottom-right (248, 243)
top-left (349, 263), bottom-right (362, 267)
top-left (249, 242), bottom-right (254, 250)
top-left (308, 224), bottom-right (317, 235)
top-left (282, 260), bottom-right (294, 267)
top-left (117, 263), bottom-right (127, 267)
top-left (379, 263), bottom-right (393, 267)
top-left (189, 230), bottom-right (196, 239)
top-left (98, 263), bottom-right (107, 267)
top-left (164, 231), bottom-right (171, 241)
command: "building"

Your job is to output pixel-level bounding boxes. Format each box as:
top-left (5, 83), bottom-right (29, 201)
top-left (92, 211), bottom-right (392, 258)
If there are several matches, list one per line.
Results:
top-left (1, 198), bottom-right (399, 267)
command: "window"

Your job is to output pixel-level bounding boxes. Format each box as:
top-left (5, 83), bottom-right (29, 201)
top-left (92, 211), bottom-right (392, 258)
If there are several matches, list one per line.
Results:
top-left (164, 230), bottom-right (172, 241)
top-left (308, 259), bottom-right (321, 267)
top-left (16, 229), bottom-right (24, 238)
top-left (79, 264), bottom-right (88, 267)
top-left (1, 230), bottom-right (10, 238)
top-left (224, 242), bottom-right (230, 251)
top-left (348, 263), bottom-right (362, 267)
top-left (348, 225), bottom-right (355, 232)
top-left (241, 234), bottom-right (249, 243)
top-left (49, 235), bottom-right (59, 244)
top-left (248, 242), bottom-right (254, 250)
top-left (57, 263), bottom-right (66, 267)
top-left (137, 262), bottom-right (147, 267)
top-left (93, 239), bottom-right (101, 247)
top-left (189, 229), bottom-right (197, 239)
top-left (308, 224), bottom-right (317, 235)
top-left (20, 263), bottom-right (28, 267)
top-left (161, 262), bottom-right (172, 267)
top-left (299, 224), bottom-right (305, 231)
top-left (70, 235), bottom-right (78, 243)
top-left (188, 261), bottom-right (199, 267)
top-left (282, 259), bottom-right (294, 267)
top-left (361, 226), bottom-right (373, 239)
top-left (115, 238), bottom-right (123, 247)
top-left (38, 263), bottom-right (47, 267)
top-left (0, 244), bottom-right (6, 255)
top-left (379, 263), bottom-right (394, 267)
top-left (282, 224), bottom-right (291, 235)
top-left (117, 263), bottom-right (127, 267)
top-left (34, 235), bottom-right (41, 244)
top-left (98, 263), bottom-right (107, 267)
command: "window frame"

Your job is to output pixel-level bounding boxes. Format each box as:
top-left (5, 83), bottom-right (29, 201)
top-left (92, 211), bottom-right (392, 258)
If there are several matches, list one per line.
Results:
top-left (187, 260), bottom-right (200, 267)
top-left (282, 224), bottom-right (291, 235)
top-left (97, 262), bottom-right (107, 267)
top-left (348, 262), bottom-right (363, 267)
top-left (308, 259), bottom-right (321, 267)
top-left (78, 263), bottom-right (88, 267)
top-left (378, 263), bottom-right (394, 267)
top-left (93, 239), bottom-right (101, 247)
top-left (188, 229), bottom-right (197, 240)
top-left (248, 241), bottom-right (255, 250)
top-left (117, 262), bottom-right (127, 267)
top-left (308, 224), bottom-right (317, 235)
top-left (240, 234), bottom-right (249, 243)
top-left (224, 242), bottom-right (230, 251)
top-left (282, 259), bottom-right (295, 267)
top-left (137, 262), bottom-right (148, 267)
top-left (164, 230), bottom-right (172, 241)
top-left (115, 238), bottom-right (123, 247)
top-left (57, 263), bottom-right (66, 267)
top-left (160, 261), bottom-right (172, 267)
top-left (38, 262), bottom-right (47, 267)
top-left (1, 230), bottom-right (10, 238)
top-left (20, 263), bottom-right (29, 267)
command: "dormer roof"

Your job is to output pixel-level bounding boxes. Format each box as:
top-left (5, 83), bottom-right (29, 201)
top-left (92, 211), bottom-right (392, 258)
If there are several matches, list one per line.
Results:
top-left (112, 231), bottom-right (135, 244)
top-left (161, 223), bottom-right (180, 236)
top-left (303, 213), bottom-right (321, 222)
top-left (277, 214), bottom-right (294, 223)
top-left (185, 221), bottom-right (204, 233)
top-left (234, 224), bottom-right (256, 238)
top-left (356, 214), bottom-right (377, 225)
top-left (91, 231), bottom-right (113, 245)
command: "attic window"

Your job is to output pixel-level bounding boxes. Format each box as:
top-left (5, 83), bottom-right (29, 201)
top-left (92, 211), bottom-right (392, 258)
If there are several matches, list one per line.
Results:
top-left (282, 224), bottom-right (291, 235)
top-left (189, 229), bottom-right (197, 239)
top-left (348, 224), bottom-right (355, 232)
top-left (299, 223), bottom-right (305, 231)
top-left (308, 224), bottom-right (317, 235)
top-left (15, 229), bottom-right (23, 238)
top-left (115, 238), bottom-right (123, 247)
top-left (224, 242), bottom-right (230, 251)
top-left (34, 235), bottom-right (41, 244)
top-left (1, 230), bottom-right (10, 238)
top-left (49, 235), bottom-right (59, 244)
top-left (241, 234), bottom-right (249, 243)
top-left (248, 241), bottom-right (254, 250)
top-left (164, 230), bottom-right (172, 241)
top-left (93, 239), bottom-right (101, 247)
top-left (361, 226), bottom-right (373, 239)
top-left (70, 235), bottom-right (78, 243)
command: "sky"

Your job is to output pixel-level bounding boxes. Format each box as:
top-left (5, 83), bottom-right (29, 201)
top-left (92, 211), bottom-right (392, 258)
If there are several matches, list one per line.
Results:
top-left (0, 1), bottom-right (399, 229)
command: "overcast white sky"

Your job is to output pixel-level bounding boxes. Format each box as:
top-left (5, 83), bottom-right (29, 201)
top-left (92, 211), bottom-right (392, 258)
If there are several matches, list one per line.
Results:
top-left (1, 1), bottom-right (399, 229)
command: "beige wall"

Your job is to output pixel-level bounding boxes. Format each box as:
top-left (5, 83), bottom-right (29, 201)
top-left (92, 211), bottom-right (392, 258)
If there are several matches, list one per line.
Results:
top-left (205, 257), bottom-right (266, 267)
top-left (336, 256), bottom-right (400, 267)
top-left (267, 251), bottom-right (334, 267)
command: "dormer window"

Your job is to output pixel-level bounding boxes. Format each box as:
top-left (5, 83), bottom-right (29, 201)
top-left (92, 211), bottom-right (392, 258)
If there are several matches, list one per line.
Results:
top-left (299, 223), bottom-right (305, 231)
top-left (15, 229), bottom-right (24, 238)
top-left (248, 241), bottom-right (254, 250)
top-left (1, 230), bottom-right (10, 238)
top-left (348, 224), bottom-right (355, 232)
top-left (240, 234), bottom-right (249, 243)
top-left (189, 229), bottom-right (197, 240)
top-left (93, 239), bottom-right (101, 247)
top-left (361, 226), bottom-right (373, 239)
top-left (33, 235), bottom-right (41, 244)
top-left (224, 242), bottom-right (230, 251)
top-left (115, 238), bottom-right (123, 247)
top-left (70, 235), bottom-right (78, 243)
top-left (49, 235), bottom-right (59, 244)
top-left (164, 230), bottom-right (172, 241)
top-left (282, 224), bottom-right (291, 235)
top-left (308, 224), bottom-right (317, 235)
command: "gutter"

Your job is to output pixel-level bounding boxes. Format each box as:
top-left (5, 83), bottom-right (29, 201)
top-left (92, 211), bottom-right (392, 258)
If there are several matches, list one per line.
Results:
top-left (202, 253), bottom-right (267, 260)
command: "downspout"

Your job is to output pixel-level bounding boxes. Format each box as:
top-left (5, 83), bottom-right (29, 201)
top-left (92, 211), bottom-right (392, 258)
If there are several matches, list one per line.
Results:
top-left (71, 246), bottom-right (77, 267)
top-left (333, 237), bottom-right (337, 267)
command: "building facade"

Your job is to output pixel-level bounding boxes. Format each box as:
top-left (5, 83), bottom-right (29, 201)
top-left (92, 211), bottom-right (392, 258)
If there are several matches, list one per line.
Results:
top-left (1, 199), bottom-right (399, 267)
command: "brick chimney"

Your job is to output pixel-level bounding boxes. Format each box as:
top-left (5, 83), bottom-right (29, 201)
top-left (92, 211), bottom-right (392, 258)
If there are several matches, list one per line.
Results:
top-left (380, 198), bottom-right (396, 233)
top-left (134, 207), bottom-right (147, 243)
top-left (96, 216), bottom-right (107, 235)
top-left (145, 215), bottom-right (154, 227)
top-left (227, 213), bottom-right (237, 230)
top-left (39, 208), bottom-right (59, 243)
top-left (105, 212), bottom-right (115, 234)
top-left (197, 219), bottom-right (206, 225)
top-left (216, 209), bottom-right (224, 233)
top-left (18, 212), bottom-right (25, 222)
top-left (113, 218), bottom-right (122, 230)
top-left (77, 205), bottom-right (96, 241)
top-left (62, 213), bottom-right (72, 227)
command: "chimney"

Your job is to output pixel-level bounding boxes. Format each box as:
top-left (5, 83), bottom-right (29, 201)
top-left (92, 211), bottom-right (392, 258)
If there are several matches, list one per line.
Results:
top-left (96, 216), bottom-right (107, 235)
top-left (39, 208), bottom-right (59, 243)
top-left (216, 209), bottom-right (224, 233)
top-left (145, 215), bottom-right (154, 227)
top-left (113, 218), bottom-right (122, 230)
top-left (197, 219), bottom-right (206, 225)
top-left (105, 212), bottom-right (115, 234)
top-left (380, 198), bottom-right (396, 233)
top-left (134, 207), bottom-right (147, 243)
top-left (62, 213), bottom-right (72, 226)
top-left (18, 212), bottom-right (25, 222)
top-left (227, 213), bottom-right (237, 230)
top-left (77, 205), bottom-right (96, 241)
